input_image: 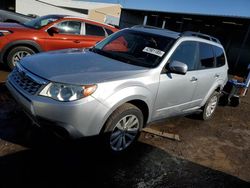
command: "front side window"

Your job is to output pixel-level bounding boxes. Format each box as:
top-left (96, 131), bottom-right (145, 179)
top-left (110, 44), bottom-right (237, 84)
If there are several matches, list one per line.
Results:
top-left (168, 41), bottom-right (198, 71)
top-left (213, 46), bottom-right (226, 67)
top-left (55, 21), bottom-right (81, 35)
top-left (85, 23), bottom-right (105, 36)
top-left (199, 42), bottom-right (215, 69)
top-left (92, 30), bottom-right (175, 68)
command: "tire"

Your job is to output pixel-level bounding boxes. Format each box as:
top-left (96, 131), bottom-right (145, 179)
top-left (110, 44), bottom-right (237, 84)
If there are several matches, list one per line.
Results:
top-left (219, 93), bottom-right (229, 106)
top-left (103, 103), bottom-right (143, 153)
top-left (201, 92), bottom-right (219, 120)
top-left (7, 46), bottom-right (35, 69)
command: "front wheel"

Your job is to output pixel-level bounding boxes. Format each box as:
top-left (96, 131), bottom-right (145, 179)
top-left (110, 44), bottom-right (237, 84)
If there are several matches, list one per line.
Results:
top-left (201, 92), bottom-right (219, 120)
top-left (103, 103), bottom-right (143, 153)
top-left (7, 46), bottom-right (35, 69)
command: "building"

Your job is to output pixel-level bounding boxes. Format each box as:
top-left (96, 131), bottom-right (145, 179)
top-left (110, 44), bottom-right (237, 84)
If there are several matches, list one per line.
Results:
top-left (0, 0), bottom-right (15, 11)
top-left (1, 0), bottom-right (121, 26)
top-left (120, 8), bottom-right (250, 76)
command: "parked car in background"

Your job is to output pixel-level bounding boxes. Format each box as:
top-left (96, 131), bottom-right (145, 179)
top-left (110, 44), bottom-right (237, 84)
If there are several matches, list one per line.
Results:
top-left (0, 9), bottom-right (33, 23)
top-left (0, 14), bottom-right (118, 69)
top-left (6, 26), bottom-right (228, 152)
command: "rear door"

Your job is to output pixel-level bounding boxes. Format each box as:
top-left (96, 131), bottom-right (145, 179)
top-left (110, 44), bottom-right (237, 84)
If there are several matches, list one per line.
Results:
top-left (213, 45), bottom-right (228, 83)
top-left (192, 42), bottom-right (218, 106)
top-left (83, 22), bottom-right (107, 46)
top-left (153, 41), bottom-right (200, 120)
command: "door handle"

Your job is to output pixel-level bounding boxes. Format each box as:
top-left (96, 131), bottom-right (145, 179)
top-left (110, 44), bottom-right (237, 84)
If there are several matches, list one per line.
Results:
top-left (190, 77), bottom-right (198, 82)
top-left (214, 74), bottom-right (220, 78)
top-left (74, 40), bottom-right (81, 43)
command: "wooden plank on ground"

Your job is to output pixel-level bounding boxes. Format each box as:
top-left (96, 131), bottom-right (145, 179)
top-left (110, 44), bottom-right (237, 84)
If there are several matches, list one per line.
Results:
top-left (143, 127), bottom-right (181, 141)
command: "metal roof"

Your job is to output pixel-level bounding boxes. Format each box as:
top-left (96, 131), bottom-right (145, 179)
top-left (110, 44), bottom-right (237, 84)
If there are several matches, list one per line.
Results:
top-left (122, 8), bottom-right (250, 20)
top-left (40, 0), bottom-right (121, 10)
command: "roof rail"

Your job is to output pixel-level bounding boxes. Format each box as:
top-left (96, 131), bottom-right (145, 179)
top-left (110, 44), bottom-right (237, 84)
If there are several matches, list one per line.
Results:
top-left (182, 31), bottom-right (221, 44)
top-left (132, 25), bottom-right (162, 29)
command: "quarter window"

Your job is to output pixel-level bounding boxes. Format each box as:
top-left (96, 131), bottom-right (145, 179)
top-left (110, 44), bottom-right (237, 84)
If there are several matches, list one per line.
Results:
top-left (56, 21), bottom-right (81, 35)
top-left (85, 23), bottom-right (105, 36)
top-left (213, 46), bottom-right (226, 67)
top-left (168, 41), bottom-right (198, 71)
top-left (199, 43), bottom-right (215, 69)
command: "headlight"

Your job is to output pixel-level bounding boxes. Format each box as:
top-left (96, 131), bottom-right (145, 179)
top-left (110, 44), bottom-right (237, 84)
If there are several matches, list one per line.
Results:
top-left (0, 30), bottom-right (12, 37)
top-left (40, 82), bottom-right (97, 102)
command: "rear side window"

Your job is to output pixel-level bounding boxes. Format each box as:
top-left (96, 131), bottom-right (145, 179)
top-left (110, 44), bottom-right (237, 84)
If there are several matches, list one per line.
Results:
top-left (213, 46), bottom-right (226, 67)
top-left (105, 28), bottom-right (114, 36)
top-left (85, 23), bottom-right (105, 37)
top-left (198, 42), bottom-right (215, 69)
top-left (169, 41), bottom-right (198, 71)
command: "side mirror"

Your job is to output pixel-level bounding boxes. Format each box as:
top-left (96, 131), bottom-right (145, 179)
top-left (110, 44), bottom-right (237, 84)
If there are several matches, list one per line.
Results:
top-left (168, 60), bottom-right (188, 75)
top-left (47, 27), bottom-right (59, 36)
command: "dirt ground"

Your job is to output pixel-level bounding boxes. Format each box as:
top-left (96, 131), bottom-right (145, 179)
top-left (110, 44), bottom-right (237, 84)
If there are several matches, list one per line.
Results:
top-left (141, 94), bottom-right (250, 182)
top-left (0, 65), bottom-right (249, 187)
top-left (0, 66), bottom-right (8, 84)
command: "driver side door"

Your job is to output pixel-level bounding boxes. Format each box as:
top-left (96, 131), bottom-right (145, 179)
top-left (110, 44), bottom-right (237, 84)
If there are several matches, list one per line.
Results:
top-left (153, 41), bottom-right (200, 120)
top-left (44, 20), bottom-right (86, 51)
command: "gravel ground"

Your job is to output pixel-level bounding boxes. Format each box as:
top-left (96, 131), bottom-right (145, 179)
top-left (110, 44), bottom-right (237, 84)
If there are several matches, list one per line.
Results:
top-left (0, 66), bottom-right (249, 187)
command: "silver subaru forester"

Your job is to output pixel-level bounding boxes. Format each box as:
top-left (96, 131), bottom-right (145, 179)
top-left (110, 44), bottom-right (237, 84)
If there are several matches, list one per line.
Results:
top-left (6, 26), bottom-right (228, 152)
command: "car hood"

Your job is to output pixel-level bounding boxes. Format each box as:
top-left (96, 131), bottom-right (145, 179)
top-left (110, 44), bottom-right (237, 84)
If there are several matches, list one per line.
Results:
top-left (0, 22), bottom-right (32, 31)
top-left (20, 49), bottom-right (149, 85)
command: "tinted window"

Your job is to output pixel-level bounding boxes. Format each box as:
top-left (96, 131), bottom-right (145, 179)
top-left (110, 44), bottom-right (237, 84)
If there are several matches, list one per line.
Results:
top-left (169, 41), bottom-right (198, 71)
top-left (105, 28), bottom-right (114, 35)
top-left (85, 23), bottom-right (105, 36)
top-left (199, 43), bottom-right (215, 69)
top-left (56, 21), bottom-right (81, 35)
top-left (213, 46), bottom-right (225, 67)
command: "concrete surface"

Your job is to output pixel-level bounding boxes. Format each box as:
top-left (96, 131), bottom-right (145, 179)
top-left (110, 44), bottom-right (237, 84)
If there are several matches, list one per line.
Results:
top-left (0, 66), bottom-right (249, 187)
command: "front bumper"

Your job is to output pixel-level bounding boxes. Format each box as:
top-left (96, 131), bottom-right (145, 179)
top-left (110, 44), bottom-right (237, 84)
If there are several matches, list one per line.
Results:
top-left (6, 79), bottom-right (109, 138)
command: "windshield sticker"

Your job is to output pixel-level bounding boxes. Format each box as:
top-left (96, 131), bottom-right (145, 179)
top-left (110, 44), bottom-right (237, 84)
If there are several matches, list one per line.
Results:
top-left (143, 47), bottom-right (165, 57)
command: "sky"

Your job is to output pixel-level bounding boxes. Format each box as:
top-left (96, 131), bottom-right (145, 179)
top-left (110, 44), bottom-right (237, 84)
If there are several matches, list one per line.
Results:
top-left (78, 0), bottom-right (250, 17)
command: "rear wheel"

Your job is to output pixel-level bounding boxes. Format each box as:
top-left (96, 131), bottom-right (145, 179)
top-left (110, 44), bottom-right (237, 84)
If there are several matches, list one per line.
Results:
top-left (201, 92), bottom-right (219, 120)
top-left (7, 46), bottom-right (35, 69)
top-left (103, 103), bottom-right (143, 153)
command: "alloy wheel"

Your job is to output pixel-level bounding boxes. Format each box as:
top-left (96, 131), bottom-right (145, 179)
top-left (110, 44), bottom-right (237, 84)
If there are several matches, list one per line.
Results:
top-left (12, 51), bottom-right (32, 66)
top-left (205, 95), bottom-right (218, 117)
top-left (110, 115), bottom-right (140, 151)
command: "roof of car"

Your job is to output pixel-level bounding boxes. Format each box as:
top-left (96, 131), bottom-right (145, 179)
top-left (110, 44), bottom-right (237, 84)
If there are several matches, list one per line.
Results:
top-left (131, 25), bottom-right (180, 39)
top-left (131, 25), bottom-right (221, 45)
top-left (64, 16), bottom-right (116, 28)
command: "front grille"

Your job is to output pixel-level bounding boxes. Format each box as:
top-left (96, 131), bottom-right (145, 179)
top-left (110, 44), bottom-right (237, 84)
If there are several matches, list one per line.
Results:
top-left (10, 66), bottom-right (46, 95)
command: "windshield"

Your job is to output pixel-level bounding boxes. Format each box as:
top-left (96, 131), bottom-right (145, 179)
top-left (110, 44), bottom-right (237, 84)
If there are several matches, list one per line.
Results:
top-left (92, 29), bottom-right (175, 68)
top-left (23, 15), bottom-right (64, 29)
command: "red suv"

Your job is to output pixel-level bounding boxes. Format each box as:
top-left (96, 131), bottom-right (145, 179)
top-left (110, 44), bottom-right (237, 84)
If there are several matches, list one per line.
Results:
top-left (0, 14), bottom-right (118, 69)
